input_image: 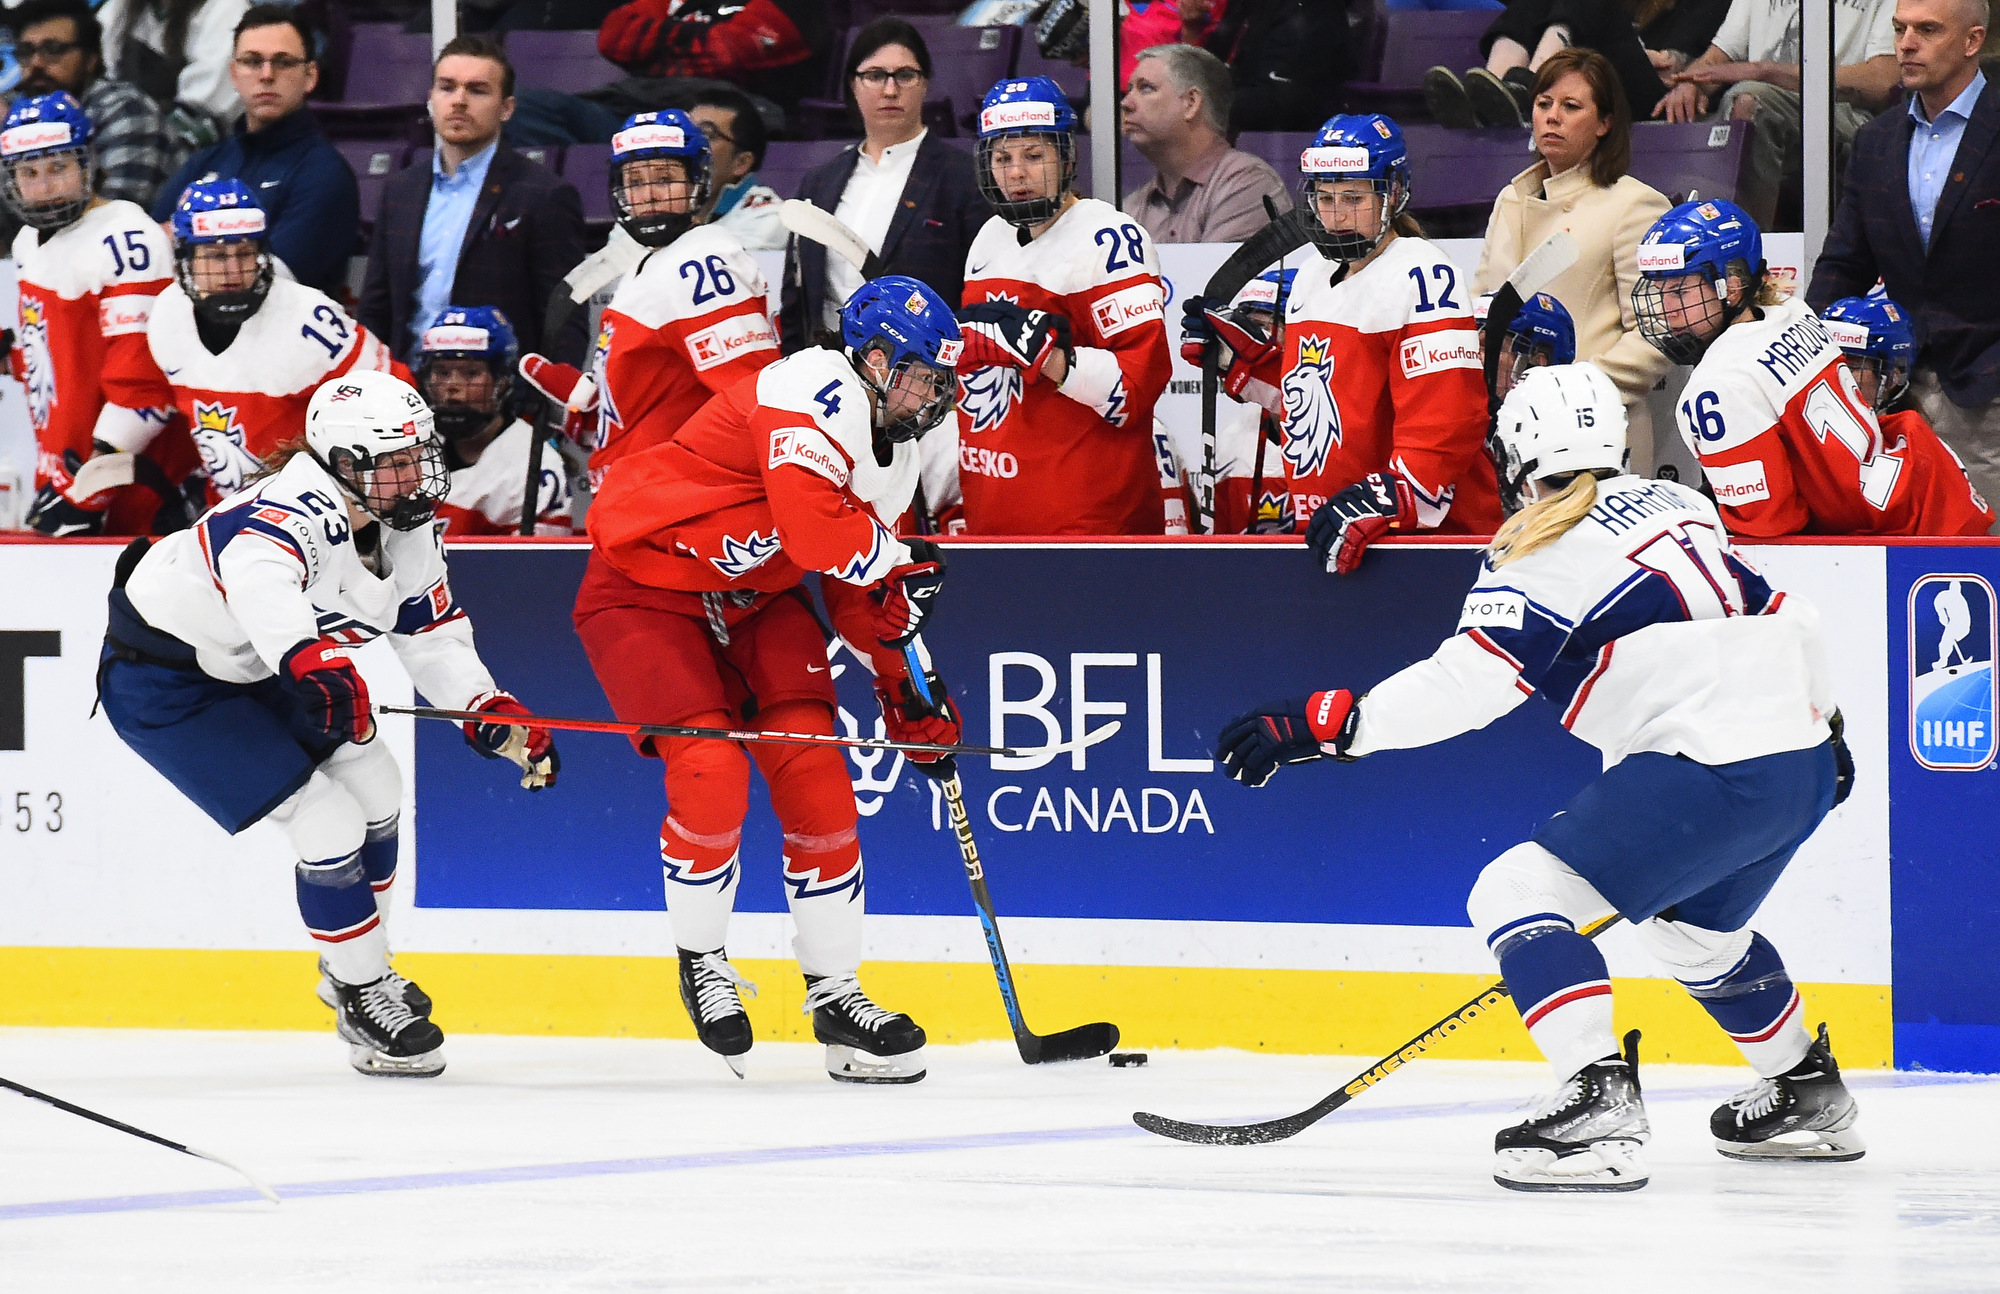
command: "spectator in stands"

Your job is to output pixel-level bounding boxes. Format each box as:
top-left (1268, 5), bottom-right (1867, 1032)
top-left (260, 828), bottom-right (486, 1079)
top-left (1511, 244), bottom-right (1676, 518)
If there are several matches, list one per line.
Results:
top-left (778, 18), bottom-right (985, 352)
top-left (690, 86), bottom-right (782, 251)
top-left (1121, 44), bottom-right (1291, 243)
top-left (1810, 0), bottom-right (2000, 513)
top-left (11, 0), bottom-right (170, 210)
top-left (1203, 0), bottom-right (1353, 131)
top-left (358, 35), bottom-right (589, 366)
top-left (97, 0), bottom-right (250, 163)
top-left (597, 0), bottom-right (831, 113)
top-left (1656, 0), bottom-right (1900, 230)
top-left (1471, 48), bottom-right (1673, 469)
top-left (1428, 0), bottom-right (1732, 125)
top-left (1121, 1), bottom-right (1226, 90)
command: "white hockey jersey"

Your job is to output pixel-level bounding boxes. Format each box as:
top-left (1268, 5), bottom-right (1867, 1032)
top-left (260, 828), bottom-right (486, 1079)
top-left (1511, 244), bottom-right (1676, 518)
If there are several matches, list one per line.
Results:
top-left (124, 453), bottom-right (497, 710)
top-left (438, 419), bottom-right (574, 536)
top-left (1348, 475), bottom-right (1833, 769)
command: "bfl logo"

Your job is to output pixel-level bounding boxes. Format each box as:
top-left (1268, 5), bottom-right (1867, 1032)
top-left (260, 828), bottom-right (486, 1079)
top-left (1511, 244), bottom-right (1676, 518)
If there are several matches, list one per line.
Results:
top-left (1910, 573), bottom-right (1996, 771)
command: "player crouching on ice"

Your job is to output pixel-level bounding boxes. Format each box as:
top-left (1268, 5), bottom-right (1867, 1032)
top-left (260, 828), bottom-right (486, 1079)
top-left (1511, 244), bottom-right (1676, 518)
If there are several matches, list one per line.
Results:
top-left (1216, 363), bottom-right (1865, 1192)
top-left (97, 370), bottom-right (558, 1078)
top-left (576, 275), bottom-right (963, 1084)
top-left (415, 305), bottom-right (573, 534)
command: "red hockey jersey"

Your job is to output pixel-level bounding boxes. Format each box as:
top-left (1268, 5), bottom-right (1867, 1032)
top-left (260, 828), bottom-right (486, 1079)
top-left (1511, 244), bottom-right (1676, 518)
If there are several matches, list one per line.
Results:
top-left (956, 198), bottom-right (1172, 535)
top-left (586, 223), bottom-right (779, 487)
top-left (1678, 299), bottom-right (1994, 538)
top-left (1247, 234), bottom-right (1502, 535)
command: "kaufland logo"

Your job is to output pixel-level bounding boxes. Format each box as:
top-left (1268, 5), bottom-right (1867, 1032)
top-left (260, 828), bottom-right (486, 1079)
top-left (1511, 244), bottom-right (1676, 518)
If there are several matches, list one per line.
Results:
top-left (980, 101), bottom-right (1056, 133)
top-left (1636, 243), bottom-right (1687, 272)
top-left (423, 325), bottom-right (490, 353)
top-left (935, 337), bottom-right (963, 367)
top-left (1823, 319), bottom-right (1871, 351)
top-left (0, 122), bottom-right (72, 156)
top-left (1300, 146), bottom-right (1369, 174)
top-left (189, 208), bottom-right (266, 238)
top-left (612, 123), bottom-right (684, 155)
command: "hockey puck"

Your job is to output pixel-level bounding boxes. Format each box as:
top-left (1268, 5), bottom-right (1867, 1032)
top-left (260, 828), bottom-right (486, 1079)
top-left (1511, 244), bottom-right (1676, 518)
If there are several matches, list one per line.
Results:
top-left (1108, 1052), bottom-right (1149, 1068)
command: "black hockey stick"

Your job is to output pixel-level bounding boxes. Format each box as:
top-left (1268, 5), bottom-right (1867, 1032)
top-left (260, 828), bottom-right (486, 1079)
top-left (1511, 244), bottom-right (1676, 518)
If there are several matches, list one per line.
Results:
top-left (1, 1075), bottom-right (279, 1202)
top-left (1480, 232), bottom-right (1580, 409)
top-left (1133, 915), bottom-right (1620, 1145)
top-left (1241, 195), bottom-right (1287, 533)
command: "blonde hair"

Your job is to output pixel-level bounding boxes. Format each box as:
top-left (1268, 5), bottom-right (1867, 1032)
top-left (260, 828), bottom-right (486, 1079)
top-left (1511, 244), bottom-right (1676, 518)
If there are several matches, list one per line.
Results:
top-left (1489, 471), bottom-right (1599, 566)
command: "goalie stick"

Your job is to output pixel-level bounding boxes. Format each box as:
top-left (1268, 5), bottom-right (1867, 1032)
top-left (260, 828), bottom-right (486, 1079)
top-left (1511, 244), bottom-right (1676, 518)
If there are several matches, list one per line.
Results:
top-left (1, 1075), bottom-right (279, 1203)
top-left (1132, 914), bottom-right (1620, 1145)
top-left (1480, 231), bottom-right (1580, 407)
top-left (381, 703), bottom-right (1021, 759)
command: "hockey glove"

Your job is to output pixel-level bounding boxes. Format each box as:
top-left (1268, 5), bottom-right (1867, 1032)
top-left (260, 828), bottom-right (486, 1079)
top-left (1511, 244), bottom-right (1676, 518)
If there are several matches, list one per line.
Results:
top-left (1179, 297), bottom-right (1277, 399)
top-left (1306, 472), bottom-right (1419, 576)
top-left (1829, 708), bottom-right (1854, 807)
top-left (955, 301), bottom-right (1073, 380)
top-left (463, 690), bottom-right (561, 791)
top-left (24, 449), bottom-right (119, 537)
top-left (1216, 690), bottom-right (1360, 788)
top-left (519, 353), bottom-right (598, 445)
top-left (875, 668), bottom-right (963, 783)
top-left (281, 640), bottom-right (375, 745)
top-left (869, 538), bottom-right (947, 647)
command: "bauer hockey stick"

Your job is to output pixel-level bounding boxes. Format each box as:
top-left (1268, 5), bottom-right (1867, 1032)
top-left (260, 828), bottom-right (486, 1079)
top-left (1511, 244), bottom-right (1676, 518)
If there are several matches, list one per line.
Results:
top-left (381, 703), bottom-right (1021, 759)
top-left (1132, 914), bottom-right (1620, 1145)
top-left (904, 648), bottom-right (1121, 1064)
top-left (1, 1075), bottom-right (280, 1203)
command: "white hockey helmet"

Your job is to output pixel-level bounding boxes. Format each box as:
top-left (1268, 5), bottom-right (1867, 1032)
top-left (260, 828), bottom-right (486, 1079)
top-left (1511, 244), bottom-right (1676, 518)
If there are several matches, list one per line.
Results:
top-left (305, 371), bottom-right (450, 531)
top-left (1491, 363), bottom-right (1627, 499)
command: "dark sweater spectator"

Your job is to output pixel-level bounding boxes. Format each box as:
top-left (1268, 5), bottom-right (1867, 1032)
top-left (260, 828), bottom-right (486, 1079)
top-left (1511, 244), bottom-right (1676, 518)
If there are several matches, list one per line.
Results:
top-left (149, 5), bottom-right (359, 296)
top-left (1203, 0), bottom-right (1354, 131)
top-left (597, 0), bottom-right (831, 110)
top-left (11, 0), bottom-right (170, 209)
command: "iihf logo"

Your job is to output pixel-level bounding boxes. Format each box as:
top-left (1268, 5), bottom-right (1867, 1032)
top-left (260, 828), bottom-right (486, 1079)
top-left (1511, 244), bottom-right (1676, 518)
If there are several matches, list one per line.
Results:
top-left (1910, 573), bottom-right (1996, 771)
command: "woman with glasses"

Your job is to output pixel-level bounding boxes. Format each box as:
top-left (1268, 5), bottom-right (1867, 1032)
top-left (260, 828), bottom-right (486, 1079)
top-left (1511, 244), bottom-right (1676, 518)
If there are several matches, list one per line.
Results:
top-left (778, 17), bottom-right (988, 354)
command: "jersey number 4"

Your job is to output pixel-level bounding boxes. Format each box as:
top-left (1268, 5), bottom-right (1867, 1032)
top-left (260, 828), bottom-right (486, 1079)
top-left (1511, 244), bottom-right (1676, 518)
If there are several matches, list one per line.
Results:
top-left (1802, 368), bottom-right (1901, 510)
top-left (1630, 520), bottom-right (1745, 618)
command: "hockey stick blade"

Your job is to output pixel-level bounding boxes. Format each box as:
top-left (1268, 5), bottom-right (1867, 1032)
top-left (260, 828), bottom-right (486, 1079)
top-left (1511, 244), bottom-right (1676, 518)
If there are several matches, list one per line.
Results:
top-left (779, 199), bottom-right (885, 279)
top-left (382, 703), bottom-right (1019, 759)
top-left (1021, 1021), bottom-right (1121, 1065)
top-left (1, 1076), bottom-right (280, 1202)
top-left (1483, 232), bottom-right (1581, 401)
top-left (1201, 207), bottom-right (1311, 306)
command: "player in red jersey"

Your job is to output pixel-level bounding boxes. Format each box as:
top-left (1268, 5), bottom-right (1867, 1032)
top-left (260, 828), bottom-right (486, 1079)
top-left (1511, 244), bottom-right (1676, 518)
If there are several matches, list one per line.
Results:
top-left (576, 275), bottom-right (963, 1085)
top-left (6, 93), bottom-right (197, 537)
top-left (1633, 200), bottom-right (1993, 538)
top-left (1182, 113), bottom-right (1502, 572)
top-left (951, 77), bottom-right (1172, 535)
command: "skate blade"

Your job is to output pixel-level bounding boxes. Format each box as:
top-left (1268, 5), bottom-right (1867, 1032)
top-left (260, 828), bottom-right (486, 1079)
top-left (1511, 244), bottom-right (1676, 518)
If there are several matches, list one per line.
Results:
top-left (724, 1053), bottom-right (747, 1080)
top-left (346, 1041), bottom-right (446, 1078)
top-left (1495, 1141), bottom-right (1649, 1192)
top-left (1716, 1127), bottom-right (1866, 1162)
top-left (825, 1044), bottom-right (926, 1085)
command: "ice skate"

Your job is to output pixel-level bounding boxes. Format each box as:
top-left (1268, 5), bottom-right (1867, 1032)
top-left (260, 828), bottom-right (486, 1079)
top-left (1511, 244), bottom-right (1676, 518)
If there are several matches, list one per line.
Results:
top-left (330, 973), bottom-right (446, 1078)
top-left (1713, 1022), bottom-right (1865, 1161)
top-left (679, 948), bottom-right (756, 1078)
top-left (1494, 1032), bottom-right (1649, 1192)
top-left (316, 955), bottom-right (431, 1018)
top-left (803, 974), bottom-right (926, 1084)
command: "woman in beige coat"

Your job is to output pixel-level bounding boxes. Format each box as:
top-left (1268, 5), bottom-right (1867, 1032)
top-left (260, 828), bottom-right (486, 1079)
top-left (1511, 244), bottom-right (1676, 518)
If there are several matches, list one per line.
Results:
top-left (1473, 48), bottom-right (1672, 472)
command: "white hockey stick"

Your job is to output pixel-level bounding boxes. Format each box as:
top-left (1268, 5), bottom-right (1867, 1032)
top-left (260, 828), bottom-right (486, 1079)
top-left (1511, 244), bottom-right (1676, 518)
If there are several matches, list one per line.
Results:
top-left (779, 199), bottom-right (884, 279)
top-left (1481, 231), bottom-right (1581, 398)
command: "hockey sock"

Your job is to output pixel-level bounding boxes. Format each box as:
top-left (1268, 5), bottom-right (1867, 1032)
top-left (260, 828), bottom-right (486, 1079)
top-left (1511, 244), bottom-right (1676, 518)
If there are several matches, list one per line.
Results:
top-left (1652, 925), bottom-right (1811, 1077)
top-left (756, 702), bottom-right (865, 979)
top-left (1491, 916), bottom-right (1617, 1080)
top-left (270, 771), bottom-right (389, 985)
top-left (319, 741), bottom-right (404, 927)
top-left (660, 716), bottom-right (751, 954)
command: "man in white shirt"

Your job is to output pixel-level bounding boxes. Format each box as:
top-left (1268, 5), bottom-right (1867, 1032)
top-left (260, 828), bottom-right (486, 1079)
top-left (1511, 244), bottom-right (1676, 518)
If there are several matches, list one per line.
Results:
top-left (1657, 0), bottom-right (1902, 228)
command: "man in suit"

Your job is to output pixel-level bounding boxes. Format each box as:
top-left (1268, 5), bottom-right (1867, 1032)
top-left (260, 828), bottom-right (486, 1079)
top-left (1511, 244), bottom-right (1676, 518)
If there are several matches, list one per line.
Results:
top-left (358, 35), bottom-right (589, 365)
top-left (1810, 0), bottom-right (2000, 516)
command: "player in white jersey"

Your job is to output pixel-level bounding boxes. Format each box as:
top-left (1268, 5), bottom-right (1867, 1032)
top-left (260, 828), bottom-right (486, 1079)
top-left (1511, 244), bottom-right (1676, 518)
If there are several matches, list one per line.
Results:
top-left (1217, 364), bottom-right (1862, 1192)
top-left (98, 372), bottom-right (558, 1078)
top-left (415, 306), bottom-right (572, 535)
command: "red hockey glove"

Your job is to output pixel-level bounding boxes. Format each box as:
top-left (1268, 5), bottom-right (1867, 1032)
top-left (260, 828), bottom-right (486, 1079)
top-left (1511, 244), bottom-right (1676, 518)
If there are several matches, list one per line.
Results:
top-left (870, 538), bottom-right (946, 647)
top-left (519, 353), bottom-right (598, 445)
top-left (1305, 472), bottom-right (1418, 576)
top-left (955, 301), bottom-right (1072, 381)
top-left (875, 667), bottom-right (963, 782)
top-left (1215, 689), bottom-right (1359, 787)
top-left (463, 690), bottom-right (560, 791)
top-left (1179, 297), bottom-right (1277, 399)
top-left (281, 640), bottom-right (375, 745)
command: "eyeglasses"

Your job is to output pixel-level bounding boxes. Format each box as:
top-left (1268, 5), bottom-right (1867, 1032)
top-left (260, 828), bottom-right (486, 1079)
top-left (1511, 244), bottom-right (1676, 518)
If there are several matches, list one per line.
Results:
top-left (17, 39), bottom-right (81, 63)
top-left (233, 53), bottom-right (311, 73)
top-left (854, 67), bottom-right (924, 88)
top-left (694, 120), bottom-right (737, 147)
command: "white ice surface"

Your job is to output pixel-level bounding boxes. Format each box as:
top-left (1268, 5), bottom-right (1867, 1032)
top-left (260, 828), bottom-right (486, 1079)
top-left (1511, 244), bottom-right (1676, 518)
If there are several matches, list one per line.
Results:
top-left (1, 1029), bottom-right (1996, 1293)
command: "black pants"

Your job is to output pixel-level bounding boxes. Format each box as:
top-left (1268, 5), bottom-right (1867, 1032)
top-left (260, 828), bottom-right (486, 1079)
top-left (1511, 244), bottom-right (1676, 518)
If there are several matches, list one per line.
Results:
top-left (1480, 0), bottom-right (1670, 118)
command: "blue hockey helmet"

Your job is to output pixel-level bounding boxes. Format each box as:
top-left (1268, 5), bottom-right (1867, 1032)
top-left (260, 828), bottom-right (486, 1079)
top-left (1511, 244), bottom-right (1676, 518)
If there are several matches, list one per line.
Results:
top-left (1232, 267), bottom-right (1298, 318)
top-left (975, 77), bottom-right (1078, 229)
top-left (1498, 292), bottom-right (1578, 397)
top-left (1, 92), bottom-right (94, 231)
top-left (171, 179), bottom-right (273, 326)
top-left (1631, 198), bottom-right (1766, 365)
top-left (416, 305), bottom-right (520, 442)
top-left (1821, 294), bottom-right (1915, 411)
top-left (609, 109), bottom-right (711, 247)
top-left (840, 274), bottom-right (964, 442)
top-left (1298, 113), bottom-right (1411, 264)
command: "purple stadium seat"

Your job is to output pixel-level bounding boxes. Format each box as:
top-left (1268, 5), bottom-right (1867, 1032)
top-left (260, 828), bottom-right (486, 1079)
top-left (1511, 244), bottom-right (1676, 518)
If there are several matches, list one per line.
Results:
top-left (760, 139), bottom-right (866, 201)
top-left (1343, 7), bottom-right (1492, 123)
top-left (1401, 123), bottom-right (1537, 212)
top-left (504, 29), bottom-right (623, 96)
top-left (514, 144), bottom-right (561, 173)
top-left (315, 23), bottom-right (433, 137)
top-left (1012, 39), bottom-right (1088, 108)
top-left (336, 139), bottom-right (412, 228)
top-left (563, 144), bottom-right (614, 224)
top-left (914, 20), bottom-right (1019, 133)
top-left (1625, 120), bottom-right (1755, 207)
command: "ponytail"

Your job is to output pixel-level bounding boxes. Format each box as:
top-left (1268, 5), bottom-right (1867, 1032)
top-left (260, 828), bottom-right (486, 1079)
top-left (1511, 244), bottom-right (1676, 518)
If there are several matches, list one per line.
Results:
top-left (1488, 471), bottom-right (1599, 566)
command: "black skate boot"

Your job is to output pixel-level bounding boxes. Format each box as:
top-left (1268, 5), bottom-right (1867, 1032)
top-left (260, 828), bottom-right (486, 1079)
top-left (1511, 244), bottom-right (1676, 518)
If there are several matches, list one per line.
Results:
top-left (803, 973), bottom-right (926, 1084)
top-left (1494, 1030), bottom-right (1649, 1192)
top-left (330, 973), bottom-right (445, 1077)
top-left (316, 955), bottom-right (431, 1017)
top-left (1712, 1022), bottom-right (1864, 1161)
top-left (678, 948), bottom-right (756, 1079)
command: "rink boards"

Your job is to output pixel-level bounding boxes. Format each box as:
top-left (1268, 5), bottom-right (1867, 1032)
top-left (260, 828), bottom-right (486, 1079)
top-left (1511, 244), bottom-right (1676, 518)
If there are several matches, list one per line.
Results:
top-left (3, 537), bottom-right (1997, 1072)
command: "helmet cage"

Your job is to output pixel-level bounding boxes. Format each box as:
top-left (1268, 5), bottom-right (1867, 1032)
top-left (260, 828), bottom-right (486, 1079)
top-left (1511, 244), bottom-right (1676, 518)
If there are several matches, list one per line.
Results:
top-left (1847, 352), bottom-right (1910, 412)
top-left (976, 129), bottom-right (1076, 229)
top-left (1633, 258), bottom-right (1756, 366)
top-left (175, 238), bottom-right (274, 326)
top-left (613, 150), bottom-right (711, 248)
top-left (851, 337), bottom-right (956, 443)
top-left (1300, 174), bottom-right (1407, 264)
top-left (320, 438), bottom-right (451, 532)
top-left (418, 354), bottom-right (514, 442)
top-left (2, 146), bottom-right (93, 231)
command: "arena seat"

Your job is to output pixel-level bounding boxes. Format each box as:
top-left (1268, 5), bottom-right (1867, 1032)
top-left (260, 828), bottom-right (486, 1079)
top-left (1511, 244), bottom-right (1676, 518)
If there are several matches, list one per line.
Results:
top-left (562, 143), bottom-right (614, 225)
top-left (1342, 6), bottom-right (1492, 123)
top-left (314, 23), bottom-right (434, 138)
top-left (504, 29), bottom-right (623, 96)
top-left (335, 139), bottom-right (413, 230)
top-left (760, 139), bottom-right (867, 200)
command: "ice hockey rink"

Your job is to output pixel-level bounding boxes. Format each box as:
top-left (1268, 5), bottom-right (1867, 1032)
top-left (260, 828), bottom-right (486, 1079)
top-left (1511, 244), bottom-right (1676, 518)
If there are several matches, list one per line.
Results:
top-left (3, 1029), bottom-right (1996, 1293)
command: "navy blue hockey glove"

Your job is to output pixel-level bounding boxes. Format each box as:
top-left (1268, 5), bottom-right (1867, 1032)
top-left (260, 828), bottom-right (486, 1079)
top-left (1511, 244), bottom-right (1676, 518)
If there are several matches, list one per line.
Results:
top-left (1829, 709), bottom-right (1854, 807)
top-left (1216, 690), bottom-right (1360, 787)
top-left (955, 301), bottom-right (1072, 379)
top-left (1306, 472), bottom-right (1418, 576)
top-left (463, 691), bottom-right (560, 791)
top-left (25, 449), bottom-right (113, 537)
top-left (282, 639), bottom-right (375, 745)
top-left (870, 538), bottom-right (947, 647)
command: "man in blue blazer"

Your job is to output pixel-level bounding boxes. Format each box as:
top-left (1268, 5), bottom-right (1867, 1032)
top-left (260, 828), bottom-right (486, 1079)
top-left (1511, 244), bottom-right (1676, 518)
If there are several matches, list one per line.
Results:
top-left (1809, 0), bottom-right (2000, 516)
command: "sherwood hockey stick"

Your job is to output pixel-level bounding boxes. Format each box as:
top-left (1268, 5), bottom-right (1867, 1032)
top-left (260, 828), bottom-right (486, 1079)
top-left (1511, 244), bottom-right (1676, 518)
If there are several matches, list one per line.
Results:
top-left (780, 199), bottom-right (886, 279)
top-left (380, 703), bottom-right (1022, 759)
top-left (1132, 914), bottom-right (1621, 1145)
top-left (1, 1075), bottom-right (280, 1203)
top-left (904, 648), bottom-right (1120, 1064)
top-left (1480, 231), bottom-right (1580, 406)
